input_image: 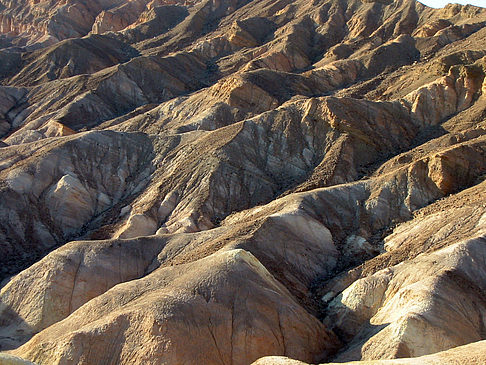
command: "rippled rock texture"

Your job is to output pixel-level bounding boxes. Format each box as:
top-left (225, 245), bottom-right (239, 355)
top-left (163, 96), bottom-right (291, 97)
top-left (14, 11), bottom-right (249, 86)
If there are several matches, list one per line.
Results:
top-left (0, 0), bottom-right (485, 364)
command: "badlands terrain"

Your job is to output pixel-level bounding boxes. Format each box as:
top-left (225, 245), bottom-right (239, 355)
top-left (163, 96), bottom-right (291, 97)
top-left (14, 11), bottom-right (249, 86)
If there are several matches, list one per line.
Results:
top-left (0, 0), bottom-right (485, 363)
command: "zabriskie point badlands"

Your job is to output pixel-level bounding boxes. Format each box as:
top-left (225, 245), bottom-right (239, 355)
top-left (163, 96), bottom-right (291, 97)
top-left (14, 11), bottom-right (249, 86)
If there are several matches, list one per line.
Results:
top-left (0, 0), bottom-right (484, 364)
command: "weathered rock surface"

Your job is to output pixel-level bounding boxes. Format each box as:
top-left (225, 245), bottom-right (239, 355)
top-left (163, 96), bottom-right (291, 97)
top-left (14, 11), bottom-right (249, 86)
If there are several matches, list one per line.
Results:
top-left (0, 0), bottom-right (200, 48)
top-left (0, 353), bottom-right (35, 365)
top-left (12, 249), bottom-right (340, 365)
top-left (0, 130), bottom-right (154, 276)
top-left (326, 235), bottom-right (486, 361)
top-left (253, 339), bottom-right (486, 364)
top-left (0, 0), bottom-right (486, 364)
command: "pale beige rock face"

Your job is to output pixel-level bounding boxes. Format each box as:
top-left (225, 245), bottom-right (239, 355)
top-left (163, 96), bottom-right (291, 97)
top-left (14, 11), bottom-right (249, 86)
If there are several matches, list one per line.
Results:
top-left (0, 237), bottom-right (165, 350)
top-left (326, 236), bottom-right (486, 360)
top-left (253, 339), bottom-right (486, 364)
top-left (46, 173), bottom-right (97, 234)
top-left (402, 63), bottom-right (485, 126)
top-left (12, 250), bottom-right (339, 365)
top-left (0, 353), bottom-right (36, 365)
top-left (253, 357), bottom-right (308, 365)
top-left (0, 0), bottom-right (486, 364)
top-left (114, 213), bottom-right (158, 238)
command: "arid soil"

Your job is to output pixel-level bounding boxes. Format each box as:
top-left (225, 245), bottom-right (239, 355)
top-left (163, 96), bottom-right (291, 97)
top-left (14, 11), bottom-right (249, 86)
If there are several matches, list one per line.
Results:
top-left (0, 0), bottom-right (485, 364)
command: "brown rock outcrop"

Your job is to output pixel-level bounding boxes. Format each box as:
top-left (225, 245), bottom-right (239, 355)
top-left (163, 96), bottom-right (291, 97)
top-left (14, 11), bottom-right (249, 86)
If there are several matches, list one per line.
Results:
top-left (0, 130), bottom-right (154, 277)
top-left (0, 0), bottom-right (486, 364)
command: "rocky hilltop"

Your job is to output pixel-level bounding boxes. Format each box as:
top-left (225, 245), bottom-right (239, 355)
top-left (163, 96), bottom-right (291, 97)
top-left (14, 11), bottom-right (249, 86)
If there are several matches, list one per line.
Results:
top-left (0, 0), bottom-right (485, 364)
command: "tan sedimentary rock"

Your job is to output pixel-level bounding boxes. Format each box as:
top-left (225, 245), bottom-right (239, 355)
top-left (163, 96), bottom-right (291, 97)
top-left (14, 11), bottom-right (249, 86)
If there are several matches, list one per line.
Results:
top-left (0, 236), bottom-right (164, 350)
top-left (11, 249), bottom-right (340, 365)
top-left (0, 0), bottom-right (199, 47)
top-left (37, 121), bottom-right (76, 138)
top-left (0, 353), bottom-right (36, 365)
top-left (0, 130), bottom-right (154, 276)
top-left (325, 236), bottom-right (486, 360)
top-left (253, 339), bottom-right (486, 364)
top-left (0, 0), bottom-right (485, 364)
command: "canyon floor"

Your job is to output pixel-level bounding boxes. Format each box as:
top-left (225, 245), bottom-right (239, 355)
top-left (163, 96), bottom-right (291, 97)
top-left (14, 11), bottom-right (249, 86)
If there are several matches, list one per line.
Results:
top-left (0, 0), bottom-right (485, 364)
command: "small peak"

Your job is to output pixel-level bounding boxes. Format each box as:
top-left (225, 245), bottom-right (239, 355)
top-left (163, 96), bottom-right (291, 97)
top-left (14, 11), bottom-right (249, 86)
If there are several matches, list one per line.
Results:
top-left (360, 0), bottom-right (394, 4)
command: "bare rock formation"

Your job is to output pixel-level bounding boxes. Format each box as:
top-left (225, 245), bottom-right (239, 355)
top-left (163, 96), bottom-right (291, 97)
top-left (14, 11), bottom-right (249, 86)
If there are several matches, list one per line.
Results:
top-left (12, 250), bottom-right (340, 365)
top-left (0, 353), bottom-right (35, 365)
top-left (253, 339), bottom-right (486, 364)
top-left (0, 0), bottom-right (485, 364)
top-left (326, 235), bottom-right (486, 360)
top-left (0, 130), bottom-right (154, 276)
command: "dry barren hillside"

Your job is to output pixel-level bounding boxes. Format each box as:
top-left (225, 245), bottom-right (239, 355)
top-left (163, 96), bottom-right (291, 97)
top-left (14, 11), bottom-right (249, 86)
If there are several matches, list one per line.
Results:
top-left (0, 0), bottom-right (485, 364)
